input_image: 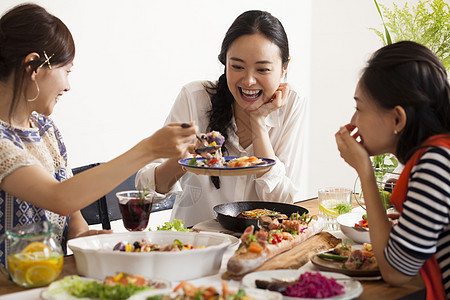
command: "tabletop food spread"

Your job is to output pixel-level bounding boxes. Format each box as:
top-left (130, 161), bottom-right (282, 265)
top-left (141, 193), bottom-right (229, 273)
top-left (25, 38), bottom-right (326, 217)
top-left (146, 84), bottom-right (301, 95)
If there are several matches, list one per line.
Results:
top-left (0, 196), bottom-right (426, 299)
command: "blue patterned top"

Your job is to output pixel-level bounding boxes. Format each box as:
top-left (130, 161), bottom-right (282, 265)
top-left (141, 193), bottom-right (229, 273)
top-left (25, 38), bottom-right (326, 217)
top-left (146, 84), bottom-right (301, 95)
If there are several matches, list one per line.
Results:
top-left (0, 112), bottom-right (70, 267)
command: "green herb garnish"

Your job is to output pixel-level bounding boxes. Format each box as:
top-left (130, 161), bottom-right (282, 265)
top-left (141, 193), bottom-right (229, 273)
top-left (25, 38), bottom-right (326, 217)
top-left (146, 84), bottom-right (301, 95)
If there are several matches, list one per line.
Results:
top-left (245, 234), bottom-right (257, 246)
top-left (335, 203), bottom-right (352, 215)
top-left (137, 186), bottom-right (150, 201)
top-left (188, 157), bottom-right (198, 166)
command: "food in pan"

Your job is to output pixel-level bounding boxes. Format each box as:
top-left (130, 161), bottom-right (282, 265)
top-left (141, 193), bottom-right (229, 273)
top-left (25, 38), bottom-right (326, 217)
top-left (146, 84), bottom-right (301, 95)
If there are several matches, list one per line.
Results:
top-left (236, 208), bottom-right (288, 220)
top-left (227, 213), bottom-right (323, 276)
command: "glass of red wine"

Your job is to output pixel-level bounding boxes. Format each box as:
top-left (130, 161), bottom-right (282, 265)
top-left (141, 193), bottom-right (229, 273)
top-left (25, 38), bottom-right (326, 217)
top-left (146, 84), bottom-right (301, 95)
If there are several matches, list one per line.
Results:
top-left (116, 190), bottom-right (153, 231)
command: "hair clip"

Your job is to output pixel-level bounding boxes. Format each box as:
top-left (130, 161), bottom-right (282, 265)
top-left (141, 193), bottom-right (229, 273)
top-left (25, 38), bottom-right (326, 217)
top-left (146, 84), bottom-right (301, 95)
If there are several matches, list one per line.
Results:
top-left (37, 51), bottom-right (54, 70)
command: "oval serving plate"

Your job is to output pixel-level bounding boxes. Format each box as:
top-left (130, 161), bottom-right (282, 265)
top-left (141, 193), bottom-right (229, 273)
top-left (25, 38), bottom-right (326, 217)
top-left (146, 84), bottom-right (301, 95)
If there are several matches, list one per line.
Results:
top-left (241, 269), bottom-right (363, 300)
top-left (311, 252), bottom-right (381, 277)
top-left (178, 156), bottom-right (275, 176)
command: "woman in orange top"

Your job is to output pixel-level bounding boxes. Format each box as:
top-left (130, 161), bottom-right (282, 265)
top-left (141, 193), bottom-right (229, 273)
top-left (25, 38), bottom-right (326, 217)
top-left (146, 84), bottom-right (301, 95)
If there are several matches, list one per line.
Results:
top-left (335, 41), bottom-right (450, 299)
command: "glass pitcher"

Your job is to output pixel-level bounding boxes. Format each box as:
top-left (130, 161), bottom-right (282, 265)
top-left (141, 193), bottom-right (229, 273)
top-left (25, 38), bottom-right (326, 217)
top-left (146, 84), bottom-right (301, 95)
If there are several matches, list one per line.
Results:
top-left (0, 221), bottom-right (63, 287)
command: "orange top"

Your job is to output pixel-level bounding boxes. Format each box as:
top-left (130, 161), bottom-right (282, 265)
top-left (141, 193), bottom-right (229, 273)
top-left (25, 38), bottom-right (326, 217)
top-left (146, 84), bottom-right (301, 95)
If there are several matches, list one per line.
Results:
top-left (390, 134), bottom-right (450, 300)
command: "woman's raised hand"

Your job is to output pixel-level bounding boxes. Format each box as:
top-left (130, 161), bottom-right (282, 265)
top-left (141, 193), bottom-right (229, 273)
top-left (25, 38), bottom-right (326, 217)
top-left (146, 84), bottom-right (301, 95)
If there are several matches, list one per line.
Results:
top-left (145, 122), bottom-right (197, 161)
top-left (251, 83), bottom-right (289, 119)
top-left (335, 124), bottom-right (372, 174)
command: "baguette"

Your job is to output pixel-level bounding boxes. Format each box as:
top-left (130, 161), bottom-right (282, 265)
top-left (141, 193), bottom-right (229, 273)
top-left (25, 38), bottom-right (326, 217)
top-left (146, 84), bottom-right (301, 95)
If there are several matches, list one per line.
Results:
top-left (227, 214), bottom-right (324, 275)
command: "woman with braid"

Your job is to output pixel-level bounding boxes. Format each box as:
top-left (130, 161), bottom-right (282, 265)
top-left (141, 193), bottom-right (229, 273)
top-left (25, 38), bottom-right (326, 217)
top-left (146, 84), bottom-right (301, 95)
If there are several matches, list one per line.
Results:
top-left (137, 10), bottom-right (307, 227)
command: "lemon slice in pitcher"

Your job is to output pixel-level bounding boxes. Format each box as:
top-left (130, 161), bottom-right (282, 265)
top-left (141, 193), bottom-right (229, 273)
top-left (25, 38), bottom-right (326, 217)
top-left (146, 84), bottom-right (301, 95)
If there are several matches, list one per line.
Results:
top-left (25, 264), bottom-right (59, 286)
top-left (22, 242), bottom-right (51, 254)
top-left (319, 200), bottom-right (340, 217)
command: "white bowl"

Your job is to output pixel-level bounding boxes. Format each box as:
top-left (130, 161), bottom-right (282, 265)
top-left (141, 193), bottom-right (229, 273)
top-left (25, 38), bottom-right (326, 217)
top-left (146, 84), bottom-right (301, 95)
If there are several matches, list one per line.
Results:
top-left (68, 231), bottom-right (231, 281)
top-left (337, 212), bottom-right (370, 244)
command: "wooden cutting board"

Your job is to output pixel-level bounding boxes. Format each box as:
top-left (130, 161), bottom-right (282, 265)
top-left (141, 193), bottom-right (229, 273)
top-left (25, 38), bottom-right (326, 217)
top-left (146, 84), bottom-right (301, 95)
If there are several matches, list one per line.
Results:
top-left (222, 231), bottom-right (341, 280)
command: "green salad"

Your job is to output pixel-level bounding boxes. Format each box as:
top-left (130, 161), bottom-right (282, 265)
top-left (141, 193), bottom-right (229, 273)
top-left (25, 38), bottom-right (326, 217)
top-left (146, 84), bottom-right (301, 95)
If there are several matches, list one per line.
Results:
top-left (44, 276), bottom-right (151, 300)
top-left (153, 219), bottom-right (191, 232)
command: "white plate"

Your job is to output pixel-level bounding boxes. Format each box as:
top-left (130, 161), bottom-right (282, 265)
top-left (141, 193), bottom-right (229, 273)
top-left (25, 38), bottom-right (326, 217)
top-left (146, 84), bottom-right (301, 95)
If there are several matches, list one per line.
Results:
top-left (40, 275), bottom-right (171, 300)
top-left (241, 269), bottom-right (363, 300)
top-left (129, 287), bottom-right (282, 300)
top-left (68, 231), bottom-right (231, 281)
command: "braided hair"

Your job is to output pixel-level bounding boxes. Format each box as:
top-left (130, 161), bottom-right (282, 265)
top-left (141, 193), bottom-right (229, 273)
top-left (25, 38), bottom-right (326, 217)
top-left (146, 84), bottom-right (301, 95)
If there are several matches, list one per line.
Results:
top-left (204, 10), bottom-right (290, 188)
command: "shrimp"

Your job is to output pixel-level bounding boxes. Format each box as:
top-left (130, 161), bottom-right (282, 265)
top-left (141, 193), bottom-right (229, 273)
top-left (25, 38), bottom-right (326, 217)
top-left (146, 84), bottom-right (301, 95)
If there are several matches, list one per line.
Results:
top-left (173, 281), bottom-right (197, 297)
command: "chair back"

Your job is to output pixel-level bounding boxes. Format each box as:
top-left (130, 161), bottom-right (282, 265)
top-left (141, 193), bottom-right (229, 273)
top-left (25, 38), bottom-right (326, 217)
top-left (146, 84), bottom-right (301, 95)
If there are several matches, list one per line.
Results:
top-left (73, 163), bottom-right (175, 230)
top-left (72, 163), bottom-right (111, 229)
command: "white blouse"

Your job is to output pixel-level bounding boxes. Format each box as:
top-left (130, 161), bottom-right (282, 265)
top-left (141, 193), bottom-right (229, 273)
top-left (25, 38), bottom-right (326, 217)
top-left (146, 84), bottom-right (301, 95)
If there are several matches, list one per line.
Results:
top-left (136, 80), bottom-right (308, 227)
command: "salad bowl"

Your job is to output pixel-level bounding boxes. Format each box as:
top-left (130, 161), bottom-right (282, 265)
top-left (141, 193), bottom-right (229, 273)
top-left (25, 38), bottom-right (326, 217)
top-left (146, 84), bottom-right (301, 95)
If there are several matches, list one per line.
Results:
top-left (337, 209), bottom-right (370, 244)
top-left (68, 231), bottom-right (231, 281)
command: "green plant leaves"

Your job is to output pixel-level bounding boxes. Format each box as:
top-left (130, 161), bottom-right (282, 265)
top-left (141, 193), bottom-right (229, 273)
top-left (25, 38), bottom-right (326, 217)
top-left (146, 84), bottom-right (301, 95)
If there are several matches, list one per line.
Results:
top-left (371, 0), bottom-right (450, 72)
top-left (374, 0), bottom-right (392, 45)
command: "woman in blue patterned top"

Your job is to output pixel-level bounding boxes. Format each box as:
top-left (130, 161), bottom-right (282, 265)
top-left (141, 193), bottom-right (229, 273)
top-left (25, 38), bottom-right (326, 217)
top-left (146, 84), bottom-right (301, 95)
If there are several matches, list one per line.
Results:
top-left (0, 4), bottom-right (197, 268)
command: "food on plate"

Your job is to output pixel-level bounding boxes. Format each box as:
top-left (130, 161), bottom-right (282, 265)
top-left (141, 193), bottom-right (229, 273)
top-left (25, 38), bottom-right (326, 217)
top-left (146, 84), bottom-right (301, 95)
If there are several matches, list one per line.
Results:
top-left (227, 213), bottom-right (323, 275)
top-left (7, 241), bottom-right (63, 287)
top-left (191, 130), bottom-right (266, 169)
top-left (146, 281), bottom-right (253, 300)
top-left (42, 273), bottom-right (166, 300)
top-left (354, 214), bottom-right (368, 228)
top-left (227, 156), bottom-right (264, 168)
top-left (354, 213), bottom-right (399, 229)
top-left (188, 155), bottom-right (265, 169)
top-left (112, 239), bottom-right (203, 252)
top-left (318, 243), bottom-right (378, 271)
top-left (255, 271), bottom-right (344, 298)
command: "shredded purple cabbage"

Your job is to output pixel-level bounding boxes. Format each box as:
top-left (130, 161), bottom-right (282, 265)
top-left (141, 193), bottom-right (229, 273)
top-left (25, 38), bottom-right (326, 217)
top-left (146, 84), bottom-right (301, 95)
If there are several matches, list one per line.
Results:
top-left (284, 272), bottom-right (345, 298)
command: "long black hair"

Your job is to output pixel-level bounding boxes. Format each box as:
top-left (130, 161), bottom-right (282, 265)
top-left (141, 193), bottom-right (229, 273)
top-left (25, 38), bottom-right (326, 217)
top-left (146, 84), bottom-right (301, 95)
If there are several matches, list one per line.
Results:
top-left (205, 10), bottom-right (290, 188)
top-left (360, 41), bottom-right (450, 164)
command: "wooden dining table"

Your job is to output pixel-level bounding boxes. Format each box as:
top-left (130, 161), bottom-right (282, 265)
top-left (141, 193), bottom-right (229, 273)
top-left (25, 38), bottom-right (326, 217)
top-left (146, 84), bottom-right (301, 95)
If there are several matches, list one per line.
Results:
top-left (0, 197), bottom-right (426, 299)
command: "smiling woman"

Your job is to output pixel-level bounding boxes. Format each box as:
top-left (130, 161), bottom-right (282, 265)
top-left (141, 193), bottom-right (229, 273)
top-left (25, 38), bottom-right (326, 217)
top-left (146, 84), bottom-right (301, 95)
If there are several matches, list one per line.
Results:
top-left (136, 10), bottom-right (308, 227)
top-left (0, 3), bottom-right (197, 271)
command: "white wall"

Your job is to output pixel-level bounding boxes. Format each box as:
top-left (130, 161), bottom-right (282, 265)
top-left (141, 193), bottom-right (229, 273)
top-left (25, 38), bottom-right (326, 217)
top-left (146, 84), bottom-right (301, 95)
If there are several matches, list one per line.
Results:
top-left (0, 0), bottom-right (412, 200)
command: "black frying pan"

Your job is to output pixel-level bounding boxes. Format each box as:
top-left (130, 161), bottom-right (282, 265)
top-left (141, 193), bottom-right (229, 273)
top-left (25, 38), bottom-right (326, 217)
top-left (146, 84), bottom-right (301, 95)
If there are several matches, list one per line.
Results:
top-left (213, 201), bottom-right (308, 233)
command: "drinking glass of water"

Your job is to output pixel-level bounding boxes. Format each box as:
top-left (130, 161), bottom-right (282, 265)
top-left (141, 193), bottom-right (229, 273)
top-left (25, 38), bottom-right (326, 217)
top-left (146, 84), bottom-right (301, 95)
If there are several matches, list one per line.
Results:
top-left (318, 187), bottom-right (353, 231)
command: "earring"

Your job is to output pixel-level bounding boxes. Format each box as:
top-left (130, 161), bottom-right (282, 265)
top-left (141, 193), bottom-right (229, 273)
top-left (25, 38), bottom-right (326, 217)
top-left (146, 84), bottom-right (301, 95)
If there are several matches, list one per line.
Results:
top-left (27, 80), bottom-right (40, 102)
top-left (394, 129), bottom-right (398, 135)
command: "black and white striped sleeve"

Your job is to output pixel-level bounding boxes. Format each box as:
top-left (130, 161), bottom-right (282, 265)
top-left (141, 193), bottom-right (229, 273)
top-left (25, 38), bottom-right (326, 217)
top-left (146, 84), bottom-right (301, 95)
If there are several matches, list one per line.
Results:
top-left (384, 146), bottom-right (450, 276)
